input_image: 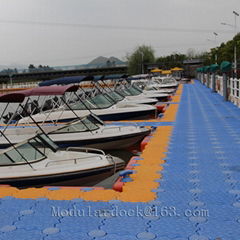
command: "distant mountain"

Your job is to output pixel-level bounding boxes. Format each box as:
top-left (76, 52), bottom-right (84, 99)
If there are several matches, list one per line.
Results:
top-left (88, 56), bottom-right (109, 65)
top-left (88, 56), bottom-right (126, 67)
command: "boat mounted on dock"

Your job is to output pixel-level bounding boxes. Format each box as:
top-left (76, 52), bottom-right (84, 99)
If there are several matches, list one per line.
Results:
top-left (0, 87), bottom-right (151, 150)
top-left (0, 93), bottom-right (125, 188)
top-left (34, 76), bottom-right (158, 121)
top-left (114, 77), bottom-right (172, 101)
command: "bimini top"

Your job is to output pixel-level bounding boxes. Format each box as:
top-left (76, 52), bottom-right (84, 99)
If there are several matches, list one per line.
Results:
top-left (102, 74), bottom-right (128, 80)
top-left (39, 75), bottom-right (94, 86)
top-left (21, 85), bottom-right (79, 96)
top-left (39, 74), bottom-right (128, 86)
top-left (91, 74), bottom-right (127, 81)
top-left (0, 93), bottom-right (26, 103)
top-left (0, 85), bottom-right (79, 102)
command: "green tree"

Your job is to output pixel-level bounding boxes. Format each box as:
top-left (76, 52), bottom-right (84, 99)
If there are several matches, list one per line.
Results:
top-left (127, 45), bottom-right (155, 75)
top-left (28, 64), bottom-right (36, 72)
top-left (156, 53), bottom-right (186, 69)
top-left (203, 33), bottom-right (240, 65)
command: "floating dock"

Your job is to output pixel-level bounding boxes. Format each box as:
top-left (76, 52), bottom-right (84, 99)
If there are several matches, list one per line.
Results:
top-left (0, 81), bottom-right (240, 239)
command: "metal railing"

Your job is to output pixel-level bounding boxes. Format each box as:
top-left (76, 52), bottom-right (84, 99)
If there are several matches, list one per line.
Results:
top-left (197, 73), bottom-right (240, 107)
top-left (229, 78), bottom-right (240, 106)
top-left (0, 82), bottom-right (39, 90)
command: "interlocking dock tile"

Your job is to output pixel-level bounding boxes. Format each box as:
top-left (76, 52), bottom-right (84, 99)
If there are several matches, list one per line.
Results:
top-left (1, 81), bottom-right (240, 239)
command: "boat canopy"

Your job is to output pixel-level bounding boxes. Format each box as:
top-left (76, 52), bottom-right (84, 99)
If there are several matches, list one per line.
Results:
top-left (39, 75), bottom-right (94, 86)
top-left (127, 76), bottom-right (140, 81)
top-left (0, 93), bottom-right (26, 103)
top-left (20, 85), bottom-right (79, 97)
top-left (39, 74), bottom-right (127, 86)
top-left (102, 74), bottom-right (127, 80)
top-left (93, 75), bottom-right (105, 81)
top-left (0, 85), bottom-right (78, 103)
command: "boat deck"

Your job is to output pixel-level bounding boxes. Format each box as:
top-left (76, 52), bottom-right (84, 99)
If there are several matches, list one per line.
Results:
top-left (0, 81), bottom-right (240, 239)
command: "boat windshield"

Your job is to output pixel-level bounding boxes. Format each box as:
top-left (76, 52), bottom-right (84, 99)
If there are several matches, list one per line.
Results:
top-left (0, 134), bottom-right (58, 166)
top-left (160, 78), bottom-right (176, 84)
top-left (70, 99), bottom-right (98, 110)
top-left (105, 91), bottom-right (124, 102)
top-left (88, 94), bottom-right (114, 109)
top-left (127, 86), bottom-right (142, 96)
top-left (116, 88), bottom-right (131, 96)
top-left (145, 85), bottom-right (158, 90)
top-left (53, 115), bottom-right (100, 133)
top-left (37, 134), bottom-right (59, 152)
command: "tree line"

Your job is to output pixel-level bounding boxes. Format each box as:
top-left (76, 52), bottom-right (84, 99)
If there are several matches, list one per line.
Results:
top-left (127, 34), bottom-right (240, 75)
top-left (0, 64), bottom-right (54, 75)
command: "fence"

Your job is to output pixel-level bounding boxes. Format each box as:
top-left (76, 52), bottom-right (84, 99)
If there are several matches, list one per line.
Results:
top-left (0, 81), bottom-right (39, 90)
top-left (197, 73), bottom-right (240, 108)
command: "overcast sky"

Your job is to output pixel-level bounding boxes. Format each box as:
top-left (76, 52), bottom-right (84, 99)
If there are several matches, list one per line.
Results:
top-left (0, 0), bottom-right (239, 67)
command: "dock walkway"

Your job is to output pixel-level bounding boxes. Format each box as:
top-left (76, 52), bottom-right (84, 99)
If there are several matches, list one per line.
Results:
top-left (0, 81), bottom-right (239, 239)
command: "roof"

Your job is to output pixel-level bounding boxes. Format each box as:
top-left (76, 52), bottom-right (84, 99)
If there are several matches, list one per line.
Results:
top-left (183, 59), bottom-right (203, 64)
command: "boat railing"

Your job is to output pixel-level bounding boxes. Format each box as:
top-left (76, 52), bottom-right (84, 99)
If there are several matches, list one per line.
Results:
top-left (66, 147), bottom-right (106, 155)
top-left (100, 125), bottom-right (137, 133)
top-left (45, 155), bottom-right (105, 167)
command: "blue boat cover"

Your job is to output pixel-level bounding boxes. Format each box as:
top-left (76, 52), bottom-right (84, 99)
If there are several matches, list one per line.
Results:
top-left (102, 74), bottom-right (128, 80)
top-left (39, 75), bottom-right (94, 86)
top-left (39, 74), bottom-right (128, 86)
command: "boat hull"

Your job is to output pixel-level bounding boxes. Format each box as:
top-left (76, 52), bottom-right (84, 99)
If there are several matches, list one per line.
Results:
top-left (56, 129), bottom-right (151, 150)
top-left (97, 109), bottom-right (156, 121)
top-left (0, 128), bottom-right (151, 150)
top-left (0, 161), bottom-right (125, 188)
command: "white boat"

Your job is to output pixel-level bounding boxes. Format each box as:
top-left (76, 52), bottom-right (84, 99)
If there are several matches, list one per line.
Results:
top-left (135, 79), bottom-right (176, 94)
top-left (0, 89), bottom-right (151, 150)
top-left (116, 85), bottom-right (171, 102)
top-left (104, 90), bottom-right (158, 105)
top-left (129, 77), bottom-right (178, 93)
top-left (150, 76), bottom-right (179, 88)
top-left (0, 92), bottom-right (125, 187)
top-left (18, 91), bottom-right (157, 123)
top-left (0, 133), bottom-right (124, 187)
top-left (1, 114), bottom-right (151, 150)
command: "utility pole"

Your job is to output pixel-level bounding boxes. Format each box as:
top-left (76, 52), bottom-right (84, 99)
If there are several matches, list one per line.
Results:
top-left (233, 11), bottom-right (239, 78)
top-left (9, 73), bottom-right (13, 87)
top-left (213, 32), bottom-right (218, 63)
top-left (140, 51), bottom-right (144, 74)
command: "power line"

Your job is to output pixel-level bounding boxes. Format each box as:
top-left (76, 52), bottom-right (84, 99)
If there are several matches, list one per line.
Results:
top-left (16, 48), bottom-right (131, 64)
top-left (0, 19), bottom-right (235, 34)
top-left (11, 41), bottom-right (213, 64)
